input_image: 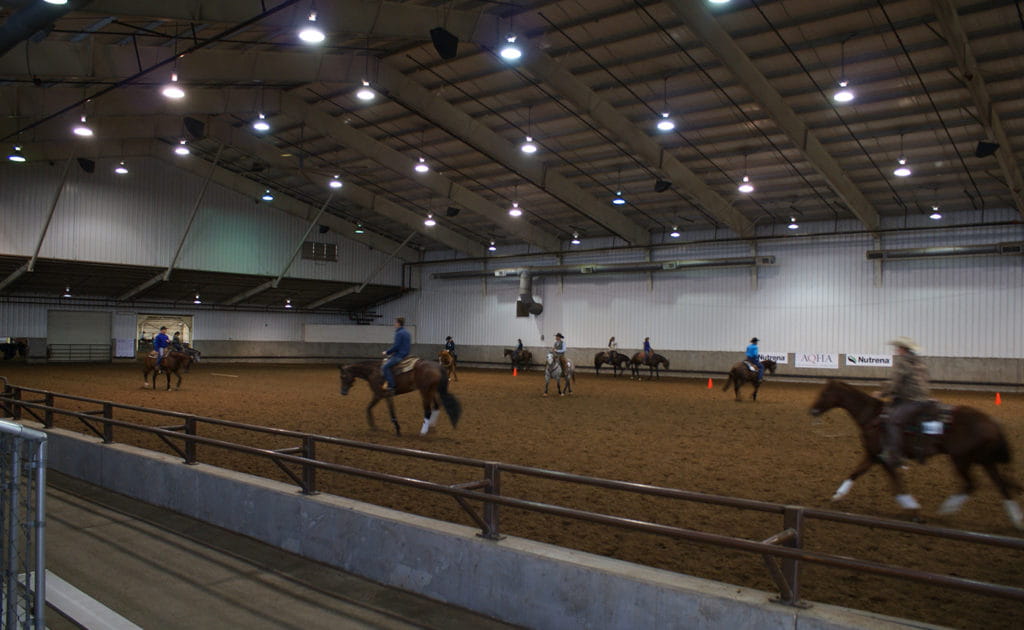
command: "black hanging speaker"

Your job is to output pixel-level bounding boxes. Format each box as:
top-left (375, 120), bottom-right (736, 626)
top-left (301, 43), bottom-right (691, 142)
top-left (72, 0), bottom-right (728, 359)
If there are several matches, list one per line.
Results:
top-left (430, 27), bottom-right (459, 60)
top-left (184, 116), bottom-right (206, 139)
top-left (318, 224), bottom-right (329, 234)
top-left (654, 179), bottom-right (672, 193)
top-left (76, 158), bottom-right (95, 173)
top-left (975, 141), bottom-right (1000, 158)
top-left (445, 206), bottom-right (460, 217)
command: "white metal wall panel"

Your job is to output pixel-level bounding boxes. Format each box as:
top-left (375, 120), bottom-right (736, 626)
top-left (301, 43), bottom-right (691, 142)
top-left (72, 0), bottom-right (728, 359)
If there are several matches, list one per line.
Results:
top-left (0, 159), bottom-right (401, 285)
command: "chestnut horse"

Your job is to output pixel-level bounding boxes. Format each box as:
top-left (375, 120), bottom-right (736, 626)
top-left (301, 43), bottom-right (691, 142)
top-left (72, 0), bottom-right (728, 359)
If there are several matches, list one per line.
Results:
top-left (437, 349), bottom-right (457, 382)
top-left (503, 348), bottom-right (532, 371)
top-left (142, 351), bottom-right (194, 390)
top-left (339, 359), bottom-right (461, 436)
top-left (629, 352), bottom-right (669, 380)
top-left (594, 351), bottom-right (630, 376)
top-left (722, 359), bottom-right (777, 401)
top-left (809, 379), bottom-right (1022, 529)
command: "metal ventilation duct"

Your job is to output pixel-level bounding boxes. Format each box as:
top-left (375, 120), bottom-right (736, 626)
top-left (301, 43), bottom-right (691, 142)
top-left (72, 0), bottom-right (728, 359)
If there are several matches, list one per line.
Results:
top-left (865, 242), bottom-right (1023, 261)
top-left (517, 273), bottom-right (542, 316)
top-left (0, 0), bottom-right (87, 57)
top-left (432, 256), bottom-right (775, 280)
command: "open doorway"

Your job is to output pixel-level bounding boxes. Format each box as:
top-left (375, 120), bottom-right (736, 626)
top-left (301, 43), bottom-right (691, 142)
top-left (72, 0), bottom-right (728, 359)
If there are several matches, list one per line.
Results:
top-left (136, 314), bottom-right (194, 355)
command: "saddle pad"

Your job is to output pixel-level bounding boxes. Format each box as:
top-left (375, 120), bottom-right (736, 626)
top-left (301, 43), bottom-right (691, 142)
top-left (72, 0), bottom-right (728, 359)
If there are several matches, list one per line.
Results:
top-left (744, 361), bottom-right (758, 371)
top-left (396, 356), bottom-right (419, 373)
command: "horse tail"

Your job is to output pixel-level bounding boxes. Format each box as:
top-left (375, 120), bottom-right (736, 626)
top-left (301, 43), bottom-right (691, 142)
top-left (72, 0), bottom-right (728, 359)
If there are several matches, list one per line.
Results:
top-left (721, 371), bottom-right (733, 391)
top-left (438, 367), bottom-right (462, 427)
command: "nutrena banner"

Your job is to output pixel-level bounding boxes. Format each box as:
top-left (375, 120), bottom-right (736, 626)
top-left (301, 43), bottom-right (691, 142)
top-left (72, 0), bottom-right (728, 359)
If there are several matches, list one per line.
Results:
top-left (845, 354), bottom-right (893, 367)
top-left (795, 353), bottom-right (839, 369)
top-left (759, 352), bottom-right (787, 364)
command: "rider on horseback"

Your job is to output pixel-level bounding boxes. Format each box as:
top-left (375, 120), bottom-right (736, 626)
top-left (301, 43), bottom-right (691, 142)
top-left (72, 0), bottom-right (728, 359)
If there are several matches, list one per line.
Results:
top-left (608, 336), bottom-right (618, 362)
top-left (876, 337), bottom-right (933, 467)
top-left (444, 336), bottom-right (457, 361)
top-left (514, 338), bottom-right (524, 362)
top-left (643, 337), bottom-right (652, 363)
top-left (154, 326), bottom-right (170, 372)
top-left (552, 333), bottom-right (568, 374)
top-left (746, 337), bottom-right (763, 382)
top-left (381, 317), bottom-right (411, 395)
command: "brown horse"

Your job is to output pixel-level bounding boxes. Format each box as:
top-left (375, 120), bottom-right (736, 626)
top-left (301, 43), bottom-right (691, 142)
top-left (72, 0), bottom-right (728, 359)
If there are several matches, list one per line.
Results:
top-left (722, 359), bottom-right (777, 401)
top-left (438, 349), bottom-right (457, 382)
top-left (0, 337), bottom-right (28, 360)
top-left (809, 379), bottom-right (1022, 529)
top-left (339, 359), bottom-right (461, 436)
top-left (142, 351), bottom-right (194, 390)
top-left (594, 351), bottom-right (630, 376)
top-left (503, 348), bottom-right (532, 371)
top-left (629, 352), bottom-right (670, 380)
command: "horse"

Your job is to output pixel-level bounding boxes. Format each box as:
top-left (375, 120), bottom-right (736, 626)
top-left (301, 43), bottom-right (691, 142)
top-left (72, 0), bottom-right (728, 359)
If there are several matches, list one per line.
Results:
top-left (629, 352), bottom-right (670, 380)
top-left (594, 351), bottom-right (630, 376)
top-left (0, 337), bottom-right (29, 360)
top-left (722, 359), bottom-right (778, 402)
top-left (543, 352), bottom-right (575, 396)
top-left (503, 348), bottom-right (532, 371)
top-left (437, 349), bottom-right (457, 382)
top-left (339, 359), bottom-right (461, 437)
top-left (809, 379), bottom-right (1023, 530)
top-left (142, 351), bottom-right (194, 390)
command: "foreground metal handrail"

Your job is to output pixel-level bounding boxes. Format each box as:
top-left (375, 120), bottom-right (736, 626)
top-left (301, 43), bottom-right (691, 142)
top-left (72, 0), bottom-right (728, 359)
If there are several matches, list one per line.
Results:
top-left (2, 382), bottom-right (1022, 609)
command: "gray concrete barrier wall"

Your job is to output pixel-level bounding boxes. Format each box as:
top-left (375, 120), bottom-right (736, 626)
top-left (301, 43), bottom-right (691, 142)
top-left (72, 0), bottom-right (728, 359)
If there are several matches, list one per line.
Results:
top-left (39, 424), bottom-right (943, 630)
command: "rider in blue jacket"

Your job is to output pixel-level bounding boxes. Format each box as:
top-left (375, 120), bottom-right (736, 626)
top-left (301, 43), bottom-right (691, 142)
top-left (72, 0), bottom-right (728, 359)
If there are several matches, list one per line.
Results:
top-left (382, 317), bottom-right (411, 394)
top-left (746, 337), bottom-right (763, 382)
top-left (444, 336), bottom-right (457, 361)
top-left (153, 326), bottom-right (170, 371)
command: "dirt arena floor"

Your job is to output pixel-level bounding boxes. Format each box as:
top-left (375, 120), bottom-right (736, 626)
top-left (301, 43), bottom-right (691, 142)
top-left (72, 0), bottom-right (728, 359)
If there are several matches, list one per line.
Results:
top-left (2, 360), bottom-right (1022, 629)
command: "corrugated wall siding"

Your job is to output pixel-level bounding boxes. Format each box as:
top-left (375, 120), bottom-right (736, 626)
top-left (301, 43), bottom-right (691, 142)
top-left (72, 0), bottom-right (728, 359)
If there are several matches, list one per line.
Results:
top-left (0, 158), bottom-right (400, 285)
top-left (387, 218), bottom-right (1024, 359)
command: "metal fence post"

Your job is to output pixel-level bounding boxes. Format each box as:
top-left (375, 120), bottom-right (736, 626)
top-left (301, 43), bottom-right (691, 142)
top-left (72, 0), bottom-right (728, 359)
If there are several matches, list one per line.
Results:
top-left (302, 437), bottom-right (317, 495)
top-left (184, 417), bottom-right (197, 465)
top-left (44, 393), bottom-right (53, 428)
top-left (782, 505), bottom-right (805, 605)
top-left (102, 403), bottom-right (113, 443)
top-left (482, 462), bottom-right (501, 540)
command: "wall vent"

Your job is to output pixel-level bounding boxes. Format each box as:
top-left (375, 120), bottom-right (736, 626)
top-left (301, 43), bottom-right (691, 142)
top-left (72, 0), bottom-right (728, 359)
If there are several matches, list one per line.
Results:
top-left (302, 241), bottom-right (338, 262)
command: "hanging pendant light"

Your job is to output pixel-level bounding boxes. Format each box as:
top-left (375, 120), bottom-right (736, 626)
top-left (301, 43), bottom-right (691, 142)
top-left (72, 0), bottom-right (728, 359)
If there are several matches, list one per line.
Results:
top-left (328, 175), bottom-right (343, 189)
top-left (114, 161), bottom-right (128, 175)
top-left (356, 80), bottom-right (375, 101)
top-left (570, 232), bottom-right (581, 245)
top-left (611, 167), bottom-right (626, 205)
top-left (788, 216), bottom-right (799, 230)
top-left (424, 213), bottom-right (436, 227)
top-left (7, 145), bottom-right (26, 163)
top-left (299, 9), bottom-right (325, 43)
top-left (929, 205), bottom-right (942, 220)
top-left (174, 139), bottom-right (190, 155)
top-left (414, 156), bottom-right (429, 173)
top-left (252, 112), bottom-right (270, 132)
top-left (162, 72), bottom-right (185, 99)
top-left (488, 240), bottom-right (497, 252)
top-left (73, 114), bottom-right (93, 137)
top-left (832, 39), bottom-right (855, 103)
top-left (656, 77), bottom-right (675, 131)
top-left (893, 133), bottom-right (912, 177)
top-left (669, 226), bottom-right (681, 238)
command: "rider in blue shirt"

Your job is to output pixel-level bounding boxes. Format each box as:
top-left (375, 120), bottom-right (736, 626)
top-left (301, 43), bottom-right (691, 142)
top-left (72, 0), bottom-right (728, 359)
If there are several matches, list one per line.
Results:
top-left (382, 317), bottom-right (411, 394)
top-left (746, 337), bottom-right (763, 382)
top-left (643, 337), bottom-right (652, 363)
top-left (444, 336), bottom-right (456, 361)
top-left (153, 326), bottom-right (170, 371)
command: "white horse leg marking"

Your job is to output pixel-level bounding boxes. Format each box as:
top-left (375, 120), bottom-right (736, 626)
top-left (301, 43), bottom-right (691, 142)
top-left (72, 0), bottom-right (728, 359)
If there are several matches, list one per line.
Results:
top-left (419, 417), bottom-right (431, 436)
top-left (895, 494), bottom-right (921, 510)
top-left (937, 493), bottom-right (969, 515)
top-left (428, 408), bottom-right (440, 428)
top-left (831, 479), bottom-right (854, 501)
top-left (1004, 500), bottom-right (1023, 530)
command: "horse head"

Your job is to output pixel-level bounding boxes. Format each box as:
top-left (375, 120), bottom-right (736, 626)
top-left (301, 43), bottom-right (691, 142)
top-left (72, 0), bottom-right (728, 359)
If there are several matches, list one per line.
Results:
top-left (545, 352), bottom-right (554, 365)
top-left (763, 359), bottom-right (777, 374)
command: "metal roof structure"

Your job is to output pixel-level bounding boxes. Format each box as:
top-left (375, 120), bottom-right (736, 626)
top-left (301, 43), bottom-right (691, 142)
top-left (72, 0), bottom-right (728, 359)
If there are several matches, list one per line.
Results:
top-left (1, 0), bottom-right (1022, 306)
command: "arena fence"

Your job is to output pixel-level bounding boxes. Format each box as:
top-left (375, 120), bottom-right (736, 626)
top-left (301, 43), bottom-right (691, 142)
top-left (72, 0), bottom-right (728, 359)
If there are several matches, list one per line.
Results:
top-left (0, 417), bottom-right (47, 630)
top-left (1, 379), bottom-right (1022, 610)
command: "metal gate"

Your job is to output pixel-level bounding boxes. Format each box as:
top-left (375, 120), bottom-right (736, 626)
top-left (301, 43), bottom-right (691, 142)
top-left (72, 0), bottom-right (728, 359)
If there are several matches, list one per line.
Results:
top-left (0, 419), bottom-right (47, 630)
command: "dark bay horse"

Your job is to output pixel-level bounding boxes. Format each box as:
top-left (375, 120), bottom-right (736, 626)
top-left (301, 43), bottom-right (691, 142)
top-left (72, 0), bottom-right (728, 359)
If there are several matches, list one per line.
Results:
top-left (722, 359), bottom-right (777, 401)
top-left (339, 359), bottom-right (461, 436)
top-left (503, 348), bottom-right (532, 371)
top-left (809, 379), bottom-right (1022, 529)
top-left (142, 351), bottom-right (194, 390)
top-left (438, 349), bottom-right (457, 382)
top-left (543, 352), bottom-right (575, 396)
top-left (629, 352), bottom-right (669, 380)
top-left (1, 337), bottom-right (28, 360)
top-left (594, 351), bottom-right (630, 376)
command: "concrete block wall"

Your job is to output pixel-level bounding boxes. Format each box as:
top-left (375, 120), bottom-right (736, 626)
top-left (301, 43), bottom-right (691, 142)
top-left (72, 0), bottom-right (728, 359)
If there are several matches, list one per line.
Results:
top-left (40, 425), bottom-right (941, 630)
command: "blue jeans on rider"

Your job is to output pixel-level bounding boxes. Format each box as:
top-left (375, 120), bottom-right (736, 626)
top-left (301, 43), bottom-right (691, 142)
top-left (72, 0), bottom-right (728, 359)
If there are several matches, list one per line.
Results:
top-left (156, 348), bottom-right (165, 369)
top-left (382, 355), bottom-right (402, 390)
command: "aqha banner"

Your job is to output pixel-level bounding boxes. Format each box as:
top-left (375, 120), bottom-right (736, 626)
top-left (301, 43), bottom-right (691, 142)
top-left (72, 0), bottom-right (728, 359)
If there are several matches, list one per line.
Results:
top-left (795, 353), bottom-right (839, 369)
top-left (845, 353), bottom-right (893, 367)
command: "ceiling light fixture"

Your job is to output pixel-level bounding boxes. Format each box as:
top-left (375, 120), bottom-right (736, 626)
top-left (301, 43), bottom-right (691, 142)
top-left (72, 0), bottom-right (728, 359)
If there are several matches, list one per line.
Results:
top-left (929, 205), bottom-right (942, 220)
top-left (355, 80), bottom-right (375, 101)
top-left (893, 133), bottom-right (912, 177)
top-left (193, 294), bottom-right (202, 304)
top-left (657, 77), bottom-right (675, 131)
top-left (737, 154), bottom-right (754, 193)
top-left (252, 112), bottom-right (270, 132)
top-left (174, 139), bottom-right (190, 156)
top-left (62, 286), bottom-right (72, 298)
top-left (570, 232), bottom-right (581, 245)
top-left (329, 175), bottom-right (343, 189)
top-left (788, 217), bottom-right (799, 230)
top-left (261, 189), bottom-right (274, 201)
top-left (354, 223), bottom-right (365, 234)
top-left (669, 226), bottom-right (681, 238)
top-left (45, 0), bottom-right (69, 4)
top-left (72, 115), bottom-right (93, 137)
top-left (508, 201), bottom-right (522, 217)
top-left (7, 145), bottom-right (26, 163)
top-left (520, 135), bottom-right (537, 154)
top-left (114, 161), bottom-right (128, 175)
top-left (285, 299), bottom-right (293, 309)
top-left (500, 34), bottom-right (522, 61)
top-left (161, 72), bottom-right (185, 99)
top-left (414, 156), bottom-right (429, 173)
top-left (612, 167), bottom-right (626, 205)
top-left (299, 9), bottom-right (325, 43)
top-left (488, 240), bottom-right (497, 252)
top-left (424, 213), bottom-right (436, 227)
top-left (832, 38), bottom-right (855, 103)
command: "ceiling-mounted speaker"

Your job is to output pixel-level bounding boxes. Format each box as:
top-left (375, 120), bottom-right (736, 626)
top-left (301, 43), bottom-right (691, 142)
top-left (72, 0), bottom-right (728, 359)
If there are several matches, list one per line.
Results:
top-left (76, 158), bottom-right (95, 173)
top-left (445, 206), bottom-right (460, 217)
top-left (183, 116), bottom-right (206, 140)
top-left (654, 179), bottom-right (672, 193)
top-left (430, 27), bottom-right (459, 60)
top-left (318, 224), bottom-right (329, 234)
top-left (975, 141), bottom-right (1000, 158)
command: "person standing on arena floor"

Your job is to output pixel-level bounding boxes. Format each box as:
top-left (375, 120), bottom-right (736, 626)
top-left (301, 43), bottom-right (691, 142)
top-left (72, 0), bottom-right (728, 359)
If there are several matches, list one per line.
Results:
top-left (552, 333), bottom-right (568, 374)
top-left (876, 337), bottom-right (933, 467)
top-left (381, 317), bottom-right (411, 395)
top-left (444, 335), bottom-right (457, 361)
top-left (746, 337), bottom-right (763, 382)
top-left (153, 326), bottom-right (170, 371)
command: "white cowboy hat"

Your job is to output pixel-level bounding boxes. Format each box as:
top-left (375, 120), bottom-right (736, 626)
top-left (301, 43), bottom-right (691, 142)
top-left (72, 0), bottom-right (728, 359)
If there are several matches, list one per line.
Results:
top-left (889, 336), bottom-right (921, 353)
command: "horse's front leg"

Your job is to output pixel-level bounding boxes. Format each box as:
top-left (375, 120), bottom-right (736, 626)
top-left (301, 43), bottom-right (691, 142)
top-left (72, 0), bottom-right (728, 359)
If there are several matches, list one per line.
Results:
top-left (751, 382), bottom-right (759, 401)
top-left (880, 462), bottom-right (920, 512)
top-left (831, 454), bottom-right (876, 501)
top-left (419, 391), bottom-right (439, 436)
top-left (365, 396), bottom-right (380, 429)
top-left (384, 393), bottom-right (401, 436)
top-left (938, 457), bottom-right (976, 517)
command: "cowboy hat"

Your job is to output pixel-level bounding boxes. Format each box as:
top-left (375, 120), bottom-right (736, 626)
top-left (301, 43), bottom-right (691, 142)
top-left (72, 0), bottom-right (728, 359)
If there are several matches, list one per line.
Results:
top-left (750, 337), bottom-right (759, 343)
top-left (889, 336), bottom-right (921, 353)
top-left (555, 332), bottom-right (563, 338)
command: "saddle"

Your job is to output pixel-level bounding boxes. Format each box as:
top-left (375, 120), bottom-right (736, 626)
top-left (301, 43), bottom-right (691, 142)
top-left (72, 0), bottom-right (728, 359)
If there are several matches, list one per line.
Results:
top-left (876, 401), bottom-right (952, 463)
top-left (383, 356), bottom-right (419, 375)
top-left (743, 360), bottom-right (758, 372)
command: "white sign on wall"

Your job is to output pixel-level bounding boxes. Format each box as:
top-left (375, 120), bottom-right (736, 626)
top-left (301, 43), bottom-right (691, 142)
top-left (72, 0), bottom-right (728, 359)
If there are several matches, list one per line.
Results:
top-left (795, 353), bottom-right (839, 369)
top-left (845, 354), bottom-right (893, 367)
top-left (759, 352), bottom-right (788, 364)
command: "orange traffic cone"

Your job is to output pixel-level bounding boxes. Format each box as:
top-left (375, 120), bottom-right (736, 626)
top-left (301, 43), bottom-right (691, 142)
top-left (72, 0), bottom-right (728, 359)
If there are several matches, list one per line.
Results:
top-left (995, 392), bottom-right (1002, 405)
top-left (513, 367), bottom-right (518, 377)
top-left (707, 378), bottom-right (713, 389)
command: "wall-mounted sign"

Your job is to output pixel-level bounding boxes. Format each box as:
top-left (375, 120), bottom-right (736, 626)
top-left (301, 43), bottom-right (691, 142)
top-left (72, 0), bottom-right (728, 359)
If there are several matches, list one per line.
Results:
top-left (845, 354), bottom-right (893, 367)
top-left (795, 353), bottom-right (839, 369)
top-left (759, 352), bottom-right (788, 364)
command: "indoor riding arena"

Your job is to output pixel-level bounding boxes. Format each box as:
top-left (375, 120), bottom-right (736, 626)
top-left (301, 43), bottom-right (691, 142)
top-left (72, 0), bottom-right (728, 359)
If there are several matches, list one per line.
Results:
top-left (2, 2), bottom-right (1024, 629)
